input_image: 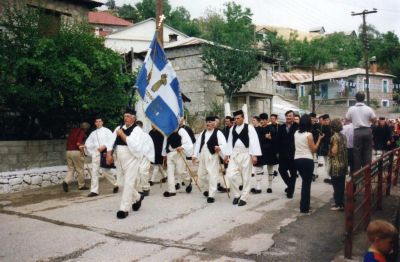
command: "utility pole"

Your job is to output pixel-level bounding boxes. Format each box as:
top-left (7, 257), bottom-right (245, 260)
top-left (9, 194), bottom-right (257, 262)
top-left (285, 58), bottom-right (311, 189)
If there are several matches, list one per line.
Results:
top-left (156, 0), bottom-right (164, 47)
top-left (311, 67), bottom-right (315, 113)
top-left (351, 9), bottom-right (377, 106)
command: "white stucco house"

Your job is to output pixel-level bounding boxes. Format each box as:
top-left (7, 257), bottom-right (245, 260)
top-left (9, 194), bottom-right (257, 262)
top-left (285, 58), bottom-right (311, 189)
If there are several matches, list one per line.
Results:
top-left (104, 18), bottom-right (188, 53)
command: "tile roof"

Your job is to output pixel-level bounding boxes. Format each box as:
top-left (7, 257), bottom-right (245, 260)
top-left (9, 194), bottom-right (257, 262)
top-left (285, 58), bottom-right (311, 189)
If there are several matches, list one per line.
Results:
top-left (273, 72), bottom-right (312, 84)
top-left (300, 68), bottom-right (395, 83)
top-left (88, 11), bottom-right (133, 26)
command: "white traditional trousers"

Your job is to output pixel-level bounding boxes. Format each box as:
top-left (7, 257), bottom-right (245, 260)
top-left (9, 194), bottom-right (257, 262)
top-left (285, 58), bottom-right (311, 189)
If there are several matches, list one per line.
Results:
top-left (137, 156), bottom-right (151, 192)
top-left (226, 151), bottom-right (252, 202)
top-left (89, 152), bottom-right (117, 194)
top-left (115, 146), bottom-right (141, 212)
top-left (166, 151), bottom-right (187, 193)
top-left (197, 147), bottom-right (220, 198)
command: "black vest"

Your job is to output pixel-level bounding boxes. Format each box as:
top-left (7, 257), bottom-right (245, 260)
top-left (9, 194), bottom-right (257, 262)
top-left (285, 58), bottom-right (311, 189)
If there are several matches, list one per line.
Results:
top-left (166, 129), bottom-right (182, 153)
top-left (199, 129), bottom-right (219, 154)
top-left (232, 124), bottom-right (249, 148)
top-left (115, 124), bottom-right (136, 146)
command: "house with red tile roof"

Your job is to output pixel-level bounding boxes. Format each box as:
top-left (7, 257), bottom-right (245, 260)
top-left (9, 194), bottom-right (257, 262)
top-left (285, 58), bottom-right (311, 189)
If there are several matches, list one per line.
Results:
top-left (88, 11), bottom-right (133, 37)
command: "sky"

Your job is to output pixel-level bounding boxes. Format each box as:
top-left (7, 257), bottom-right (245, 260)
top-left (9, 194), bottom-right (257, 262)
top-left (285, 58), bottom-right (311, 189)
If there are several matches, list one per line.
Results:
top-left (111, 0), bottom-right (400, 35)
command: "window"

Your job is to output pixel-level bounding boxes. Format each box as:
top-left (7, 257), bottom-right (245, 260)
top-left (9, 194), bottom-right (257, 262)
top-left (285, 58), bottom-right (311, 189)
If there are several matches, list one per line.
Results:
top-left (362, 78), bottom-right (367, 91)
top-left (381, 99), bottom-right (390, 107)
top-left (320, 83), bottom-right (328, 99)
top-left (299, 85), bottom-right (305, 97)
top-left (382, 79), bottom-right (389, 93)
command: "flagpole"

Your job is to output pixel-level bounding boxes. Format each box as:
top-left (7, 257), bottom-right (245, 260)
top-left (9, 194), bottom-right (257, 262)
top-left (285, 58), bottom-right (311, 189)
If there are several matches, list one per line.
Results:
top-left (156, 0), bottom-right (164, 47)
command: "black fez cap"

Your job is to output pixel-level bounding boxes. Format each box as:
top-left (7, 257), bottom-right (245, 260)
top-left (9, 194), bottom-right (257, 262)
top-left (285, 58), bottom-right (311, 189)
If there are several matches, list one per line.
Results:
top-left (271, 114), bottom-right (278, 118)
top-left (206, 116), bottom-right (216, 121)
top-left (322, 114), bottom-right (330, 120)
top-left (379, 117), bottom-right (386, 120)
top-left (233, 110), bottom-right (244, 117)
top-left (124, 107), bottom-right (136, 115)
top-left (309, 113), bottom-right (317, 118)
top-left (259, 113), bottom-right (268, 120)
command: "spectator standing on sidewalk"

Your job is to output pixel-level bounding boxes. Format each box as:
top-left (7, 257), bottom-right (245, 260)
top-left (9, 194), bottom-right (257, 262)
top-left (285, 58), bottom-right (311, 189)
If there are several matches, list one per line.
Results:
top-left (328, 119), bottom-right (348, 211)
top-left (345, 91), bottom-right (376, 171)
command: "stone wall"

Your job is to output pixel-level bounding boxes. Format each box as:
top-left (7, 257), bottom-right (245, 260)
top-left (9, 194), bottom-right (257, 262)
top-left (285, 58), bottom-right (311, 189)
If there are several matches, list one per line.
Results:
top-left (0, 140), bottom-right (67, 172)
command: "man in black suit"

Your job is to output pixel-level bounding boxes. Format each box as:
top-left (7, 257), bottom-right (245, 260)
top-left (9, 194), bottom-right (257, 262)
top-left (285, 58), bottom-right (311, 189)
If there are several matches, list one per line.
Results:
top-left (277, 110), bottom-right (298, 198)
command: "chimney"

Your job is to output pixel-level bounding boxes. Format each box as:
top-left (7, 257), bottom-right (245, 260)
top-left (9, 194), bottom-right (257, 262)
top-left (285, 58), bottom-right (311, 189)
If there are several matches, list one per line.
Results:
top-left (169, 34), bottom-right (178, 42)
top-left (370, 56), bottom-right (377, 74)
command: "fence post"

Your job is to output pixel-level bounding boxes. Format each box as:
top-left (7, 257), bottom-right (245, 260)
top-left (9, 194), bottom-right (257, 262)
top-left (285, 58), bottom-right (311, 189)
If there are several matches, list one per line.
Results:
top-left (377, 159), bottom-right (383, 210)
top-left (387, 153), bottom-right (394, 196)
top-left (394, 149), bottom-right (400, 186)
top-left (364, 166), bottom-right (372, 229)
top-left (344, 178), bottom-right (354, 259)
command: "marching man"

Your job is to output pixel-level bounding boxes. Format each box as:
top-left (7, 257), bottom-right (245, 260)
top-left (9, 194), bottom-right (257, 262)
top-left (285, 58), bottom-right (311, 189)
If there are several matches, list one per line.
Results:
top-left (192, 116), bottom-right (227, 203)
top-left (85, 117), bottom-right (119, 197)
top-left (162, 120), bottom-right (193, 197)
top-left (224, 110), bottom-right (262, 206)
top-left (135, 121), bottom-right (155, 197)
top-left (108, 109), bottom-right (145, 219)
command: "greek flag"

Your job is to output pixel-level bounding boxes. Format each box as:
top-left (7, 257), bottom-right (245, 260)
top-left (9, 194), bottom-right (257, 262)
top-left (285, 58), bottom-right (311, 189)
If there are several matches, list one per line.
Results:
top-left (136, 32), bottom-right (184, 136)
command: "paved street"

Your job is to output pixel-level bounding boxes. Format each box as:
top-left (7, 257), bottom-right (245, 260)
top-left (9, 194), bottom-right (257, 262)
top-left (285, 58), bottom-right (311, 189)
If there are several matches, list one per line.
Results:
top-left (0, 167), bottom-right (354, 262)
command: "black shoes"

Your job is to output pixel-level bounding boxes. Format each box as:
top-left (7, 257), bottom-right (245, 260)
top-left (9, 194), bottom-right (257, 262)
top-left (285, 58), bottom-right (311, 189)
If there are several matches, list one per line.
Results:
top-left (163, 191), bottom-right (176, 197)
top-left (132, 198), bottom-right (142, 211)
top-left (117, 210), bottom-right (128, 219)
top-left (203, 191), bottom-right (209, 197)
top-left (161, 177), bottom-right (167, 183)
top-left (175, 183), bottom-right (181, 190)
top-left (238, 200), bottom-right (247, 206)
top-left (217, 183), bottom-right (228, 192)
top-left (232, 197), bottom-right (240, 205)
top-left (79, 186), bottom-right (89, 190)
top-left (149, 181), bottom-right (154, 186)
top-left (62, 182), bottom-right (68, 192)
top-left (141, 190), bottom-right (150, 197)
top-left (113, 187), bottom-right (119, 193)
top-left (87, 192), bottom-right (98, 197)
top-left (267, 188), bottom-right (272, 193)
top-left (207, 197), bottom-right (215, 203)
top-left (239, 185), bottom-right (243, 191)
top-left (250, 188), bottom-right (261, 194)
top-left (185, 183), bottom-right (192, 193)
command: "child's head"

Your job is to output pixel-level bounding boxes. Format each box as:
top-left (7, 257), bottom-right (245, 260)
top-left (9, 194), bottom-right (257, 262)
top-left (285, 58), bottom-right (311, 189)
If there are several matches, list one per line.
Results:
top-left (367, 220), bottom-right (398, 254)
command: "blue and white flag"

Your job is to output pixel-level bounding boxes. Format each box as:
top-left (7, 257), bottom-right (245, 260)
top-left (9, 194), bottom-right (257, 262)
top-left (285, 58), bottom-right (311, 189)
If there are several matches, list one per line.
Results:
top-left (136, 32), bottom-right (184, 136)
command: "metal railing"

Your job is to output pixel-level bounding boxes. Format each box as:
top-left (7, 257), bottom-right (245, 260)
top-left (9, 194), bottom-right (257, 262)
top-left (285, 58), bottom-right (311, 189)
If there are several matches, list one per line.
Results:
top-left (344, 148), bottom-right (400, 259)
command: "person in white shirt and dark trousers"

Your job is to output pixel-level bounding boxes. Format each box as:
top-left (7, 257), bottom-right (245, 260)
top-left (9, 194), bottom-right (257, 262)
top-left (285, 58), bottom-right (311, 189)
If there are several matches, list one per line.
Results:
top-left (345, 92), bottom-right (376, 171)
top-left (294, 114), bottom-right (324, 214)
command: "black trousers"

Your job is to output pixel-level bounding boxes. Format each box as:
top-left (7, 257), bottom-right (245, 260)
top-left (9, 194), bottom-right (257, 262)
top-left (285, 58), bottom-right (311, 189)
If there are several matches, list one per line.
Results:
top-left (295, 158), bottom-right (314, 212)
top-left (331, 175), bottom-right (345, 207)
top-left (278, 157), bottom-right (297, 196)
top-left (347, 148), bottom-right (354, 173)
top-left (353, 127), bottom-right (373, 171)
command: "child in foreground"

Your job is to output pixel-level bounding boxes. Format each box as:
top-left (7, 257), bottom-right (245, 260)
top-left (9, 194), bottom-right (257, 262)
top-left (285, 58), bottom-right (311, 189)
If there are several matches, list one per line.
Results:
top-left (364, 219), bottom-right (398, 262)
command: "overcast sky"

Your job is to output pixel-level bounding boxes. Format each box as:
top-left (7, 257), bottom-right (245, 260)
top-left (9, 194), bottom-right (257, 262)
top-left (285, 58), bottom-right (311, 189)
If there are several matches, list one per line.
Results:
top-left (111, 0), bottom-right (400, 35)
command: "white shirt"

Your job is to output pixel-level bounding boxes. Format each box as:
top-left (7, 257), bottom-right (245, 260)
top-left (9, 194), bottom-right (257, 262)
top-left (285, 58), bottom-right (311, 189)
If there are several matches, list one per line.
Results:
top-left (140, 131), bottom-right (155, 163)
top-left (346, 102), bottom-right (376, 128)
top-left (162, 127), bottom-right (194, 157)
top-left (193, 129), bottom-right (227, 158)
top-left (112, 124), bottom-right (146, 156)
top-left (225, 124), bottom-right (261, 156)
top-left (85, 127), bottom-right (113, 156)
top-left (294, 131), bottom-right (313, 160)
top-left (341, 123), bottom-right (354, 148)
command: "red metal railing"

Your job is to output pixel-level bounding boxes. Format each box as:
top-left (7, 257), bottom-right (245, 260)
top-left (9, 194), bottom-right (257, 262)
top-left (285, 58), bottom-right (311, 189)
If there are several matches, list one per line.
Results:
top-left (344, 148), bottom-right (400, 259)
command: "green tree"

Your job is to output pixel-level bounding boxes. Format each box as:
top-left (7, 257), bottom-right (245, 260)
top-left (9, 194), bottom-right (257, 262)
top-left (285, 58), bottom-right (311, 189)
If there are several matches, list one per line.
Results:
top-left (167, 6), bottom-right (201, 37)
top-left (134, 0), bottom-right (171, 22)
top-left (117, 4), bottom-right (140, 22)
top-left (201, 2), bottom-right (261, 103)
top-left (105, 0), bottom-right (116, 10)
top-left (0, 4), bottom-right (134, 139)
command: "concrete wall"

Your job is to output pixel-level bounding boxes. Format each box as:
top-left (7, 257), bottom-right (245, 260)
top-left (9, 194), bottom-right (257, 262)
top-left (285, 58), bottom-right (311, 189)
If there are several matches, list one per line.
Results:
top-left (0, 140), bottom-right (66, 172)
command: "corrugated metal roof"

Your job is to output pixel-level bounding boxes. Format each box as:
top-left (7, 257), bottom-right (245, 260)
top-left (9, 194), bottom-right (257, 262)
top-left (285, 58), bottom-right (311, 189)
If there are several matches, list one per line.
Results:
top-left (164, 37), bottom-right (212, 49)
top-left (299, 68), bottom-right (395, 83)
top-left (88, 11), bottom-right (133, 26)
top-left (273, 72), bottom-right (312, 84)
